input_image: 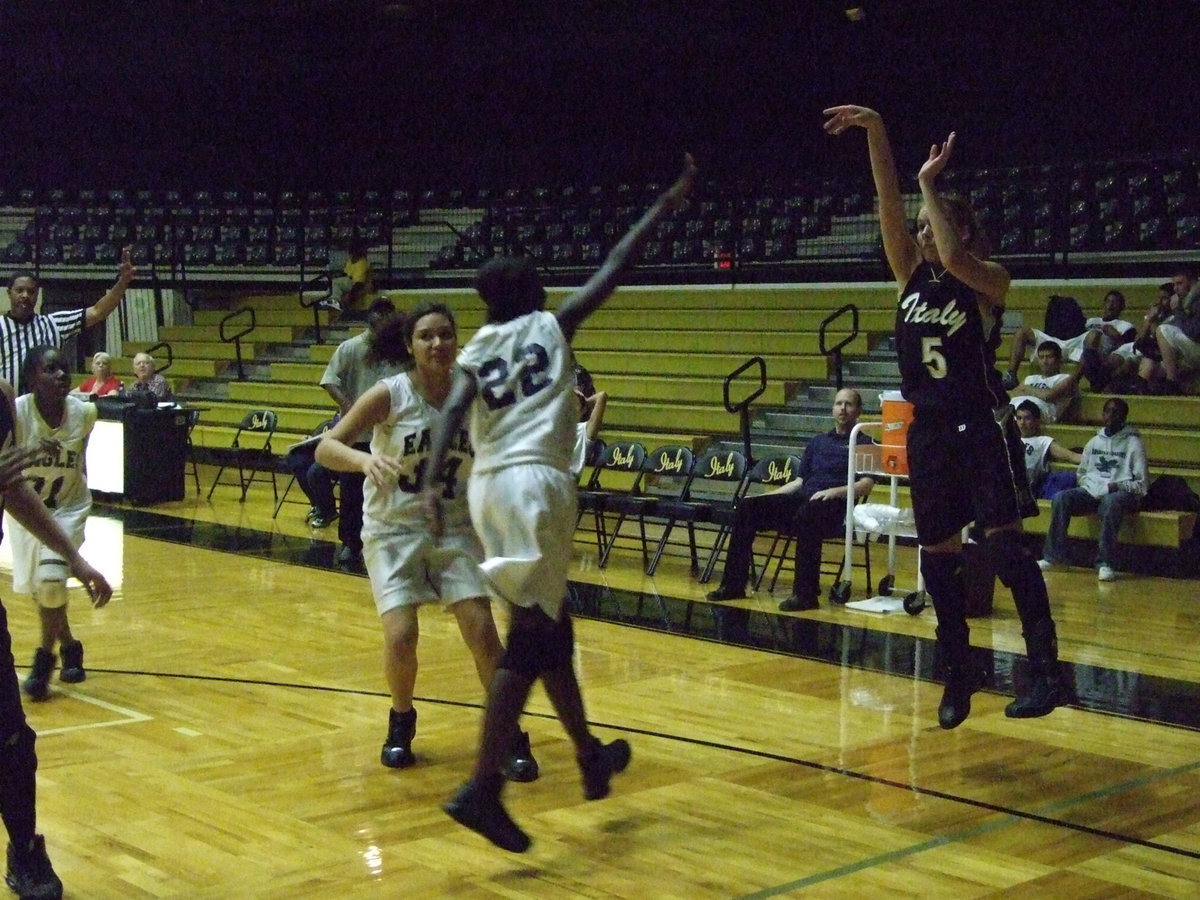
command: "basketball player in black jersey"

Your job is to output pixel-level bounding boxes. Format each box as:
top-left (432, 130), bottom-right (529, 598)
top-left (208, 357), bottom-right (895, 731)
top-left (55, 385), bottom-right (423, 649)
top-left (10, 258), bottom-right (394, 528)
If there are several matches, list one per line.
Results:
top-left (824, 105), bottom-right (1060, 728)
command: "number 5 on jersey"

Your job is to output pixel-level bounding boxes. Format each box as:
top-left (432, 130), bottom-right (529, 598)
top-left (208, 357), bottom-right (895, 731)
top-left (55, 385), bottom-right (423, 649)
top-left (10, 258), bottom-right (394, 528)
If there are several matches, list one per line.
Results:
top-left (922, 336), bottom-right (948, 379)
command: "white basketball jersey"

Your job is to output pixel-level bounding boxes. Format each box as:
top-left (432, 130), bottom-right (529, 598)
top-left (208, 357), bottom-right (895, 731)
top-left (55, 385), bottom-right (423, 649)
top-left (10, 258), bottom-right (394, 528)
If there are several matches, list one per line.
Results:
top-left (1021, 434), bottom-right (1054, 488)
top-left (456, 310), bottom-right (577, 476)
top-left (363, 371), bottom-right (474, 534)
top-left (15, 394), bottom-right (96, 511)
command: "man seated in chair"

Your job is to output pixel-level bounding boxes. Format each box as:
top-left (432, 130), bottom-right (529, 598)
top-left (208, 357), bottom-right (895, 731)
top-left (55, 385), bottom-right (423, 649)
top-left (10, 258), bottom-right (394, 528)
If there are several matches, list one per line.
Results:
top-left (707, 387), bottom-right (876, 611)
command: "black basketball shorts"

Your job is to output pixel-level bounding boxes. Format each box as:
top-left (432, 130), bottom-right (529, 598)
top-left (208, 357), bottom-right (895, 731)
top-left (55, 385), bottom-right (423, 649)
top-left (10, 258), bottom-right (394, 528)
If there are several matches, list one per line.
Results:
top-left (906, 406), bottom-right (1038, 546)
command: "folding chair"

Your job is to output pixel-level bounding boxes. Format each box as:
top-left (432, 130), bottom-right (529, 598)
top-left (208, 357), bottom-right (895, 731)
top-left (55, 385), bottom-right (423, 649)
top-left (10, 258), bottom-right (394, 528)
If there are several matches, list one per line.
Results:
top-left (576, 440), bottom-right (644, 563)
top-left (758, 494), bottom-right (874, 597)
top-left (182, 407), bottom-right (201, 495)
top-left (702, 453), bottom-right (801, 583)
top-left (647, 447), bottom-right (747, 576)
top-left (598, 444), bottom-right (695, 570)
top-left (273, 417), bottom-right (339, 519)
top-left (206, 409), bottom-right (278, 503)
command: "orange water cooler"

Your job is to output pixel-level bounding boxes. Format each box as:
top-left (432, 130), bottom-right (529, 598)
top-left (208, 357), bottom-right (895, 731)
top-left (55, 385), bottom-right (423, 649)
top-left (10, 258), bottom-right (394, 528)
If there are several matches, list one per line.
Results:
top-left (879, 390), bottom-right (914, 476)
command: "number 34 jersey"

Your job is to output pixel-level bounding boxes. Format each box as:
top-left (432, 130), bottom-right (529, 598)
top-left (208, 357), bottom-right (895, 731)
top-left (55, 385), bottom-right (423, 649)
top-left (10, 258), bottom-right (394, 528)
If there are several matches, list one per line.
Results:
top-left (15, 394), bottom-right (97, 511)
top-left (896, 261), bottom-right (1008, 421)
top-left (457, 310), bottom-right (577, 476)
top-left (364, 371), bottom-right (475, 534)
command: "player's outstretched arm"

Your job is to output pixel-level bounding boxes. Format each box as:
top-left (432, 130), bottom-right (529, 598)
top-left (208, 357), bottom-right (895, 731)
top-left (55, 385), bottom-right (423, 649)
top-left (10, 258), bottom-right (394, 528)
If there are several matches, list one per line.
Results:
top-left (917, 133), bottom-right (1010, 302)
top-left (824, 105), bottom-right (919, 286)
top-left (316, 383), bottom-right (402, 488)
top-left (556, 154), bottom-right (696, 340)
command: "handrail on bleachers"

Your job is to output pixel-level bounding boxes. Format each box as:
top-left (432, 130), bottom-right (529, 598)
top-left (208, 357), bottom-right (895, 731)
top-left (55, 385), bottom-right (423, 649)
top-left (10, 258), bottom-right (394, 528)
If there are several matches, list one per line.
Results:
top-left (218, 307), bottom-right (256, 381)
top-left (297, 270), bottom-right (332, 345)
top-left (143, 341), bottom-right (174, 375)
top-left (819, 302), bottom-right (859, 390)
top-left (722, 355), bottom-right (766, 466)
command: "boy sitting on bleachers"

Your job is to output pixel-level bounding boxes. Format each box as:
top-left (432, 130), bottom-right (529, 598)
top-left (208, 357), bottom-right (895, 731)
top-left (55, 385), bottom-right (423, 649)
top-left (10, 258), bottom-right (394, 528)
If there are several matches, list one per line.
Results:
top-left (1038, 397), bottom-right (1146, 583)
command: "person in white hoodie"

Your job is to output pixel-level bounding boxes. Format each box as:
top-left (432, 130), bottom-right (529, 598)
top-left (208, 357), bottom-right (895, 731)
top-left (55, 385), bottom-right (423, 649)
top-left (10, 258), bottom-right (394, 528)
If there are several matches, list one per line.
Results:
top-left (1039, 397), bottom-right (1147, 582)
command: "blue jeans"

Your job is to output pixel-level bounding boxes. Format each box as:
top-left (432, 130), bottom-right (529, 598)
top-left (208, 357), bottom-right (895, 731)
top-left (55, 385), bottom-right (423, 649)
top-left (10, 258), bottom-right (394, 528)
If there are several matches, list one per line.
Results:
top-left (1043, 487), bottom-right (1140, 568)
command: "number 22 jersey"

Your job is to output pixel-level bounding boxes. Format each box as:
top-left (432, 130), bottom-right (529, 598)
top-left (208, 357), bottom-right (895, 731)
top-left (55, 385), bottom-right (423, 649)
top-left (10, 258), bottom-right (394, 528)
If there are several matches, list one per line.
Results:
top-left (895, 261), bottom-right (1008, 421)
top-left (456, 310), bottom-right (577, 476)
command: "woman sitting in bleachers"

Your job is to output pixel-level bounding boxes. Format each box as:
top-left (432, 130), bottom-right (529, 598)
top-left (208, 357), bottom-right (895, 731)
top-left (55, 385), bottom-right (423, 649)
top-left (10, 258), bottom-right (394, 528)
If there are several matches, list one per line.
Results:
top-left (72, 351), bottom-right (122, 398)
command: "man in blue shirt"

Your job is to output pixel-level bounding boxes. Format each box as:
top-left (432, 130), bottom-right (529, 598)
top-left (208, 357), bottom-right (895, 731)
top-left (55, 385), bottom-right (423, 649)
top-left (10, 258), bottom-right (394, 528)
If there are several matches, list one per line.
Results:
top-left (707, 387), bottom-right (876, 611)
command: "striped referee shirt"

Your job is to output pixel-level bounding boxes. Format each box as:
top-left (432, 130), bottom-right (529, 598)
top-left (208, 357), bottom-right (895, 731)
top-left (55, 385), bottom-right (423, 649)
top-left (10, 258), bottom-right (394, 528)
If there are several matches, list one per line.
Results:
top-left (0, 309), bottom-right (86, 393)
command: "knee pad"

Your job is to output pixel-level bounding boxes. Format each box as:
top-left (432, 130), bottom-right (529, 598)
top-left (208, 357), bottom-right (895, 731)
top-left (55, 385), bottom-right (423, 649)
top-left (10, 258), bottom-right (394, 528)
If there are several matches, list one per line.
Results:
top-left (542, 614), bottom-right (575, 672)
top-left (35, 578), bottom-right (68, 610)
top-left (500, 626), bottom-right (545, 680)
top-left (920, 551), bottom-right (967, 630)
top-left (983, 529), bottom-right (1050, 626)
top-left (983, 530), bottom-right (1034, 589)
top-left (499, 615), bottom-right (575, 679)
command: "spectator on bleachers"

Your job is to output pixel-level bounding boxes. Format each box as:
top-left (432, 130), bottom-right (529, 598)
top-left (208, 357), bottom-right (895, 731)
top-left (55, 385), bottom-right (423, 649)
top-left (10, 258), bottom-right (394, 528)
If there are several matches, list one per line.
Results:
top-left (1003, 290), bottom-right (1135, 390)
top-left (1105, 281), bottom-right (1175, 386)
top-left (573, 361), bottom-right (596, 400)
top-left (1039, 397), bottom-right (1146, 582)
top-left (572, 388), bottom-right (607, 478)
top-left (129, 352), bottom-right (173, 402)
top-left (1008, 340), bottom-right (1079, 424)
top-left (1137, 266), bottom-right (1200, 394)
top-left (570, 361), bottom-right (607, 474)
top-left (1014, 399), bottom-right (1081, 499)
top-left (318, 236), bottom-right (374, 319)
top-left (2, 247), bottom-right (135, 393)
top-left (705, 387), bottom-right (875, 612)
top-left (72, 351), bottom-right (123, 398)
top-left (1168, 266), bottom-right (1198, 317)
top-left (320, 298), bottom-right (408, 568)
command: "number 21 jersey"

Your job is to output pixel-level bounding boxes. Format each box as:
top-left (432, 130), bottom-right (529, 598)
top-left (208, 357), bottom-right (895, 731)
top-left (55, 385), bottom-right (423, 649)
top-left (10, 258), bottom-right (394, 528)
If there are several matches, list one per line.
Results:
top-left (15, 393), bottom-right (96, 511)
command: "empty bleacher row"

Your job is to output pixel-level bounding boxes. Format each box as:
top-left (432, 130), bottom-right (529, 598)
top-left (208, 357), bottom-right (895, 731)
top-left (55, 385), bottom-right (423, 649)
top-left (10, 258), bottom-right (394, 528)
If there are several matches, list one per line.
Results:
top-left (3, 150), bottom-right (1199, 280)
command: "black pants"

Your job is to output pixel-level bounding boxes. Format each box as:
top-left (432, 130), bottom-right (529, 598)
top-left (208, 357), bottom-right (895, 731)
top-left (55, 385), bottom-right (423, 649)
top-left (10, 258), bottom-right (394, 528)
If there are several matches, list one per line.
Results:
top-left (282, 446), bottom-right (337, 517)
top-left (0, 600), bottom-right (38, 849)
top-left (717, 493), bottom-right (845, 599)
top-left (337, 442), bottom-right (371, 553)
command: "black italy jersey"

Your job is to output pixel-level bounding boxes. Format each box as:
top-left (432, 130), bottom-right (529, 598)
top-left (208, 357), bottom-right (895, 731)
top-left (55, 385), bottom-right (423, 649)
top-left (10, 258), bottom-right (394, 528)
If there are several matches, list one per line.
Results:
top-left (895, 261), bottom-right (1007, 420)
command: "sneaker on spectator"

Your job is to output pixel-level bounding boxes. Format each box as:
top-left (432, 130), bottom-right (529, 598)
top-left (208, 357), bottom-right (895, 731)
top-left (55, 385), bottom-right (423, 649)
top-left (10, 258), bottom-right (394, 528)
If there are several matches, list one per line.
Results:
top-left (1097, 565), bottom-right (1116, 582)
top-left (1001, 370), bottom-right (1019, 391)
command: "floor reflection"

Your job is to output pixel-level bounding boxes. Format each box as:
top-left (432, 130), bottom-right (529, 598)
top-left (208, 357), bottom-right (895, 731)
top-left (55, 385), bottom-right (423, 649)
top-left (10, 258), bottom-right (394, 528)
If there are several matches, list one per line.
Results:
top-left (95, 505), bottom-right (1200, 730)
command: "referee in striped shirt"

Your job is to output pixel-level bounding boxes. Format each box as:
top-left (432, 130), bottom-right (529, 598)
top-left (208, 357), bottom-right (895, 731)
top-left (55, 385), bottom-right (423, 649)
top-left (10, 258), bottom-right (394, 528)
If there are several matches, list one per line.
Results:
top-left (3, 247), bottom-right (135, 393)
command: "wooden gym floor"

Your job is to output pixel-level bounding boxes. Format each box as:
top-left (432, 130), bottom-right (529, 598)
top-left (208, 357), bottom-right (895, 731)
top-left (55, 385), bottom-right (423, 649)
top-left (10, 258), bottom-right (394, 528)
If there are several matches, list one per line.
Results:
top-left (1, 473), bottom-right (1198, 898)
